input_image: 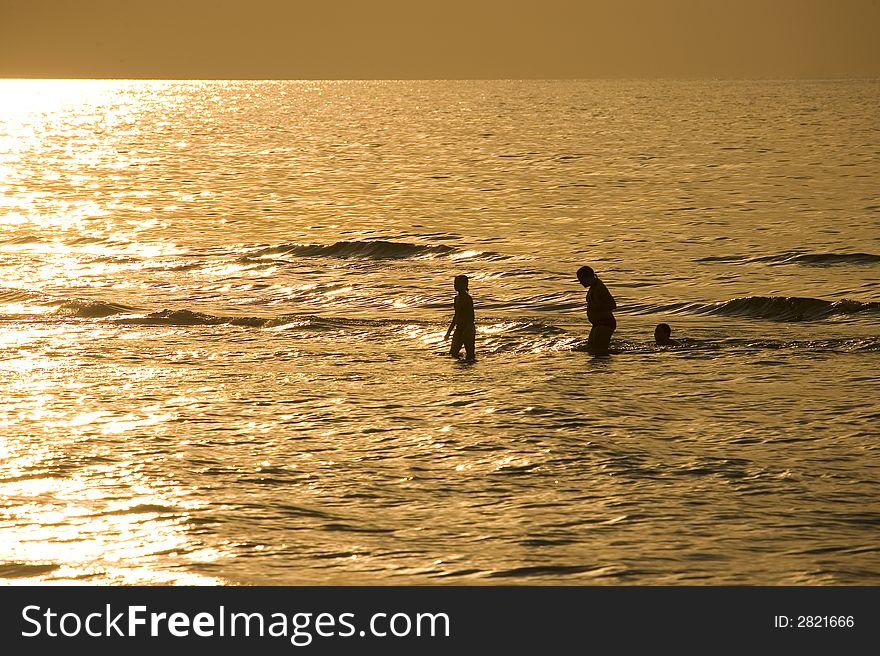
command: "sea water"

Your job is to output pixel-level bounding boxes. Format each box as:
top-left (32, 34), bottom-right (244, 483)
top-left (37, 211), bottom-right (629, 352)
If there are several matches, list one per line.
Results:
top-left (1, 80), bottom-right (878, 584)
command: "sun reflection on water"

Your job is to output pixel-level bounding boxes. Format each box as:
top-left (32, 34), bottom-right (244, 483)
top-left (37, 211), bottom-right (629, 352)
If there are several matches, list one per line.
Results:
top-left (0, 321), bottom-right (227, 585)
top-left (0, 450), bottom-right (227, 585)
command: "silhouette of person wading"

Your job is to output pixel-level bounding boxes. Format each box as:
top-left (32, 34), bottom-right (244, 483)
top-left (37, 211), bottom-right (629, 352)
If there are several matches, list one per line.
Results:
top-left (577, 265), bottom-right (616, 354)
top-left (445, 274), bottom-right (476, 361)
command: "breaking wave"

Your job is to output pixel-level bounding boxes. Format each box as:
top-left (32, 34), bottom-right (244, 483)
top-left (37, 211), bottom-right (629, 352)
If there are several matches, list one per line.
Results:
top-left (750, 252), bottom-right (880, 266)
top-left (692, 296), bottom-right (880, 321)
top-left (0, 235), bottom-right (45, 246)
top-left (629, 296), bottom-right (880, 322)
top-left (55, 300), bottom-right (141, 318)
top-left (246, 240), bottom-right (458, 260)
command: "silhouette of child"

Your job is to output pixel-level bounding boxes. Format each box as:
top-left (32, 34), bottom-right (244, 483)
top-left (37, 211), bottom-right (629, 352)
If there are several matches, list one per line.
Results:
top-left (444, 274), bottom-right (475, 360)
top-left (654, 323), bottom-right (680, 346)
top-left (577, 265), bottom-right (616, 354)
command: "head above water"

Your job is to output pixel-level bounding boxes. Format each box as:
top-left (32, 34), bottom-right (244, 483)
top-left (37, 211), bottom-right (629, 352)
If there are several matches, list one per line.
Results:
top-left (454, 274), bottom-right (469, 292)
top-left (576, 265), bottom-right (596, 287)
top-left (654, 323), bottom-right (672, 343)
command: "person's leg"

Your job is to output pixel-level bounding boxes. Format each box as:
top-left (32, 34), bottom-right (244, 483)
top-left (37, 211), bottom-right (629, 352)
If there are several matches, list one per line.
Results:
top-left (450, 330), bottom-right (464, 357)
top-left (588, 325), bottom-right (614, 354)
top-left (586, 325), bottom-right (597, 350)
top-left (464, 332), bottom-right (476, 361)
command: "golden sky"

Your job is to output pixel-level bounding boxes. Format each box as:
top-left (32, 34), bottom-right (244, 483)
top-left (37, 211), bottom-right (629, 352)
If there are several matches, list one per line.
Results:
top-left (1, 0), bottom-right (878, 78)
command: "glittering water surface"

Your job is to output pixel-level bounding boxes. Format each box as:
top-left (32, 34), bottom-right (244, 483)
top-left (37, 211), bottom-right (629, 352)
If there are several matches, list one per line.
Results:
top-left (1, 80), bottom-right (878, 585)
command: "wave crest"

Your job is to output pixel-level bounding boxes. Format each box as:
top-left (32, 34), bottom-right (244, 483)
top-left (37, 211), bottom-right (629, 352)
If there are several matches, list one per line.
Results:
top-left (629, 296), bottom-right (880, 322)
top-left (248, 240), bottom-right (456, 260)
top-left (751, 252), bottom-right (880, 266)
top-left (0, 235), bottom-right (44, 246)
top-left (692, 296), bottom-right (880, 322)
top-left (55, 300), bottom-right (140, 318)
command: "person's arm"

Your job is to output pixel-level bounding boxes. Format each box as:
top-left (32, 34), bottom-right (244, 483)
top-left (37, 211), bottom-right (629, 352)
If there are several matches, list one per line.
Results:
top-left (445, 297), bottom-right (458, 339)
top-left (445, 315), bottom-right (456, 340)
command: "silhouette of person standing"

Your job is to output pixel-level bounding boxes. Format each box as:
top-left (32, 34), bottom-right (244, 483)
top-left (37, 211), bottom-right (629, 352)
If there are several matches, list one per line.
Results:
top-left (445, 274), bottom-right (476, 361)
top-left (577, 265), bottom-right (616, 354)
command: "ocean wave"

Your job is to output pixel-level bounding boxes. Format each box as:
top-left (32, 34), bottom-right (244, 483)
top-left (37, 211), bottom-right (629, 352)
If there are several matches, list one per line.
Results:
top-left (243, 239), bottom-right (510, 262)
top-left (0, 235), bottom-right (44, 246)
top-left (0, 562), bottom-right (60, 579)
top-left (68, 236), bottom-right (112, 245)
top-left (692, 296), bottom-right (880, 321)
top-left (631, 296), bottom-right (880, 322)
top-left (559, 336), bottom-right (880, 356)
top-left (0, 289), bottom-right (141, 319)
top-left (0, 295), bottom-right (421, 328)
top-left (0, 287), bottom-right (43, 303)
top-left (713, 337), bottom-right (880, 352)
top-left (112, 310), bottom-right (437, 330)
top-left (0, 235), bottom-right (122, 248)
top-left (3, 299), bottom-right (878, 354)
top-left (750, 252), bottom-right (880, 266)
top-left (694, 254), bottom-right (747, 263)
top-left (609, 337), bottom-right (880, 354)
top-left (110, 312), bottom-right (568, 341)
top-left (54, 300), bottom-right (141, 319)
top-left (117, 309), bottom-right (270, 327)
top-left (246, 240), bottom-right (457, 260)
top-left (86, 255), bottom-right (142, 265)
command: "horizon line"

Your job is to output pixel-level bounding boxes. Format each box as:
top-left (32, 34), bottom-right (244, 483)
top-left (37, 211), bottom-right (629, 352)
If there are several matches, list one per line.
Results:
top-left (3, 76), bottom-right (879, 82)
